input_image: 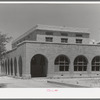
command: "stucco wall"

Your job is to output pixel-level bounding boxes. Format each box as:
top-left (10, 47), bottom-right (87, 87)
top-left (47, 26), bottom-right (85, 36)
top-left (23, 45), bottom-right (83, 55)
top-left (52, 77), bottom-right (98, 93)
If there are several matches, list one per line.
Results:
top-left (3, 41), bottom-right (100, 78)
top-left (25, 42), bottom-right (100, 78)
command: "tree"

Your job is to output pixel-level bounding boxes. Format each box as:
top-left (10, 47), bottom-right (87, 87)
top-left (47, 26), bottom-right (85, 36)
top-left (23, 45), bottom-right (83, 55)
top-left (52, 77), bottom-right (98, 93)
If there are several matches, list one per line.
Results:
top-left (0, 33), bottom-right (12, 60)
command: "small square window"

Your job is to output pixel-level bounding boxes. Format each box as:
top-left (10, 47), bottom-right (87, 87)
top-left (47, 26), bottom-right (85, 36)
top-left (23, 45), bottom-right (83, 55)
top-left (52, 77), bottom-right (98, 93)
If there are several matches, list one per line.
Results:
top-left (45, 37), bottom-right (53, 42)
top-left (76, 39), bottom-right (82, 44)
top-left (61, 38), bottom-right (68, 43)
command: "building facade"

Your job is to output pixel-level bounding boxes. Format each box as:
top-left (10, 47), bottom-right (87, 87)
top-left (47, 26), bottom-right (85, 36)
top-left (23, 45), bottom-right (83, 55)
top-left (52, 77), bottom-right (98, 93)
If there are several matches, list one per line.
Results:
top-left (1, 24), bottom-right (100, 78)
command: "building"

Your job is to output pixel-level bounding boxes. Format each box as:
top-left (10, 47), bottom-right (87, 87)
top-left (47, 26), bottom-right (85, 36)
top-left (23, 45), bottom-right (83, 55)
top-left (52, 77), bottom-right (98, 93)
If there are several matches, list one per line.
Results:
top-left (1, 24), bottom-right (100, 78)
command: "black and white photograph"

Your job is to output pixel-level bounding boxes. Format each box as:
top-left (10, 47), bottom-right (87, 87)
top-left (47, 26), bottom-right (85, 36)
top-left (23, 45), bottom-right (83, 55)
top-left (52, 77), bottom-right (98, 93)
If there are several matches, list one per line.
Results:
top-left (1, 3), bottom-right (100, 89)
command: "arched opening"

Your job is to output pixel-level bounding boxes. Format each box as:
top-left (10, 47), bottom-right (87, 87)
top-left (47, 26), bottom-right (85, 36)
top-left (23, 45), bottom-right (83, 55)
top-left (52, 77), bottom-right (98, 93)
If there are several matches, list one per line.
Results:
top-left (74, 55), bottom-right (88, 71)
top-left (8, 59), bottom-right (10, 75)
top-left (54, 55), bottom-right (70, 71)
top-left (5, 60), bottom-right (7, 74)
top-left (92, 56), bottom-right (100, 71)
top-left (11, 58), bottom-right (13, 75)
top-left (1, 61), bottom-right (4, 74)
top-left (30, 54), bottom-right (48, 77)
top-left (18, 56), bottom-right (23, 77)
top-left (3, 61), bottom-right (5, 74)
top-left (14, 58), bottom-right (17, 76)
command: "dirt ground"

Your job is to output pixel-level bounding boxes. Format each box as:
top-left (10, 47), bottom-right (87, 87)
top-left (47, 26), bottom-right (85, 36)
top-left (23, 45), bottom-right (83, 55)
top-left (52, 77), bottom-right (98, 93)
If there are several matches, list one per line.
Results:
top-left (0, 76), bottom-right (100, 88)
top-left (0, 76), bottom-right (69, 88)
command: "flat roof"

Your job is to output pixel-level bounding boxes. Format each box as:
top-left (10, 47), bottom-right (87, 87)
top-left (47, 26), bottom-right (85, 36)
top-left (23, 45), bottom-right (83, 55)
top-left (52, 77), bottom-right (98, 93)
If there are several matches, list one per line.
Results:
top-left (12, 24), bottom-right (90, 44)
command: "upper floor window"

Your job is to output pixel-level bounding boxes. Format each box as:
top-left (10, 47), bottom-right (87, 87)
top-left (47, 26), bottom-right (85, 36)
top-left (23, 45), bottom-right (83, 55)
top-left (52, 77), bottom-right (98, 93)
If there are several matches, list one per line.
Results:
top-left (76, 39), bottom-right (82, 44)
top-left (76, 34), bottom-right (83, 37)
top-left (61, 38), bottom-right (68, 43)
top-left (61, 32), bottom-right (68, 36)
top-left (45, 37), bottom-right (53, 42)
top-left (45, 31), bottom-right (53, 35)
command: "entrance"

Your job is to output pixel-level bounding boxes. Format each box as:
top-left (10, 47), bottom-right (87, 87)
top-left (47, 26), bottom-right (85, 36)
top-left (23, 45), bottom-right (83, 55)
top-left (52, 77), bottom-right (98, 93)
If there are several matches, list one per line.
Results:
top-left (31, 54), bottom-right (48, 77)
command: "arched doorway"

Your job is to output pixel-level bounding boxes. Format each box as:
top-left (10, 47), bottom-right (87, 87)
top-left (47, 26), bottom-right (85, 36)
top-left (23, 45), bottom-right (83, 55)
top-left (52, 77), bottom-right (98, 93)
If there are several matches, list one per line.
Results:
top-left (14, 58), bottom-right (17, 76)
top-left (18, 56), bottom-right (23, 77)
top-left (30, 54), bottom-right (48, 77)
top-left (74, 55), bottom-right (88, 71)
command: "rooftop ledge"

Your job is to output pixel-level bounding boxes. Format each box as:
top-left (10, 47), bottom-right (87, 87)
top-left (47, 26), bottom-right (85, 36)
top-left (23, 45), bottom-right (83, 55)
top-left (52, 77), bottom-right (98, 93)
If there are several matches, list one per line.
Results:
top-left (3, 40), bottom-right (100, 54)
top-left (17, 40), bottom-right (100, 47)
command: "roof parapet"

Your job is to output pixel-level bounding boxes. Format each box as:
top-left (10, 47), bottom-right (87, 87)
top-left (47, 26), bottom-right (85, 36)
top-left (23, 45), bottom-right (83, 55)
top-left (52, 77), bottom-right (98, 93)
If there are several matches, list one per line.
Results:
top-left (12, 24), bottom-right (90, 44)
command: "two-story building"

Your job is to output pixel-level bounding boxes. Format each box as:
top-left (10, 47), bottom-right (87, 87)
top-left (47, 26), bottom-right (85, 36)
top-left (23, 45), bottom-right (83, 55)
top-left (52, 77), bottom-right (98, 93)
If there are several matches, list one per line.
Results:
top-left (1, 24), bottom-right (100, 78)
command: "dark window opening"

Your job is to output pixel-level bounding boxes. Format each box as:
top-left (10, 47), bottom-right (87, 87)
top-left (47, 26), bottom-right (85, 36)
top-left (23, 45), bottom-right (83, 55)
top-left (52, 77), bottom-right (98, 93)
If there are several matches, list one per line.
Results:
top-left (76, 39), bottom-right (82, 44)
top-left (61, 38), bottom-right (68, 43)
top-left (45, 37), bottom-right (53, 42)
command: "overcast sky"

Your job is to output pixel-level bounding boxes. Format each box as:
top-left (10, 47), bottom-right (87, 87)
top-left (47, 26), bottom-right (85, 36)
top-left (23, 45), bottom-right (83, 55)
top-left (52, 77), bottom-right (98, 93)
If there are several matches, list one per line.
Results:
top-left (1, 4), bottom-right (100, 50)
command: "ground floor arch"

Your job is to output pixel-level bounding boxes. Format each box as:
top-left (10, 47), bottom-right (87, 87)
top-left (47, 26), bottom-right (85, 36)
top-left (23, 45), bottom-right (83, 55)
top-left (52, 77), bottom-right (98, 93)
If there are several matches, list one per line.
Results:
top-left (92, 56), bottom-right (100, 71)
top-left (74, 55), bottom-right (88, 71)
top-left (8, 59), bottom-right (10, 75)
top-left (54, 55), bottom-right (70, 71)
top-left (14, 58), bottom-right (17, 76)
top-left (5, 60), bottom-right (7, 74)
top-left (11, 58), bottom-right (13, 75)
top-left (30, 54), bottom-right (48, 77)
top-left (18, 56), bottom-right (23, 77)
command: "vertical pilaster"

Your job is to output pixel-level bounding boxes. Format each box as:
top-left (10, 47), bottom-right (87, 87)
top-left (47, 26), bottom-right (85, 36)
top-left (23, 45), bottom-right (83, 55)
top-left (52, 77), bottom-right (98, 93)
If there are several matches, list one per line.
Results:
top-left (47, 57), bottom-right (55, 77)
top-left (22, 53), bottom-right (31, 79)
top-left (87, 60), bottom-right (91, 76)
top-left (69, 57), bottom-right (74, 77)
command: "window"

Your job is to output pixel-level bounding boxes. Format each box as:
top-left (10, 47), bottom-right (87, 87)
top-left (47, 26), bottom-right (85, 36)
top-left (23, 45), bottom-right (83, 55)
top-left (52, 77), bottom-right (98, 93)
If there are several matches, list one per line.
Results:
top-left (61, 32), bottom-right (68, 36)
top-left (55, 55), bottom-right (70, 71)
top-left (74, 55), bottom-right (88, 71)
top-left (45, 37), bottom-right (53, 42)
top-left (61, 38), bottom-right (68, 43)
top-left (76, 34), bottom-right (82, 37)
top-left (46, 31), bottom-right (53, 35)
top-left (92, 56), bottom-right (100, 71)
top-left (76, 39), bottom-right (82, 44)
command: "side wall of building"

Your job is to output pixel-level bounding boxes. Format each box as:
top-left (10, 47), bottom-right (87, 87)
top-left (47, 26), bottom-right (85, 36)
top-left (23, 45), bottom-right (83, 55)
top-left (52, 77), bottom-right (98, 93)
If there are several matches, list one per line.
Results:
top-left (2, 43), bottom-right (26, 78)
top-left (2, 41), bottom-right (100, 79)
top-left (25, 42), bottom-right (100, 78)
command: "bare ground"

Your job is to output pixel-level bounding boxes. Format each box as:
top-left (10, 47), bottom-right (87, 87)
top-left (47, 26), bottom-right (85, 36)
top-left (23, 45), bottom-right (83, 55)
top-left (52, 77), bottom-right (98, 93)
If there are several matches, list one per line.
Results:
top-left (0, 76), bottom-right (100, 88)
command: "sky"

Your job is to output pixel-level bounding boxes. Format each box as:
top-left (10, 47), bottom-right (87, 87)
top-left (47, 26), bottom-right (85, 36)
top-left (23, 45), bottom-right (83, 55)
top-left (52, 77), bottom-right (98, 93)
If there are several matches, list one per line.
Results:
top-left (0, 3), bottom-right (100, 50)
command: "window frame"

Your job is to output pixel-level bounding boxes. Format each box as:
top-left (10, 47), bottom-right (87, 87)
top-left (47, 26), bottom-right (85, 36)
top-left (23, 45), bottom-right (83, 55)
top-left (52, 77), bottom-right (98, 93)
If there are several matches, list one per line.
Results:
top-left (61, 38), bottom-right (68, 43)
top-left (74, 56), bottom-right (88, 71)
top-left (45, 37), bottom-right (53, 42)
top-left (76, 39), bottom-right (82, 44)
top-left (55, 55), bottom-right (70, 71)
